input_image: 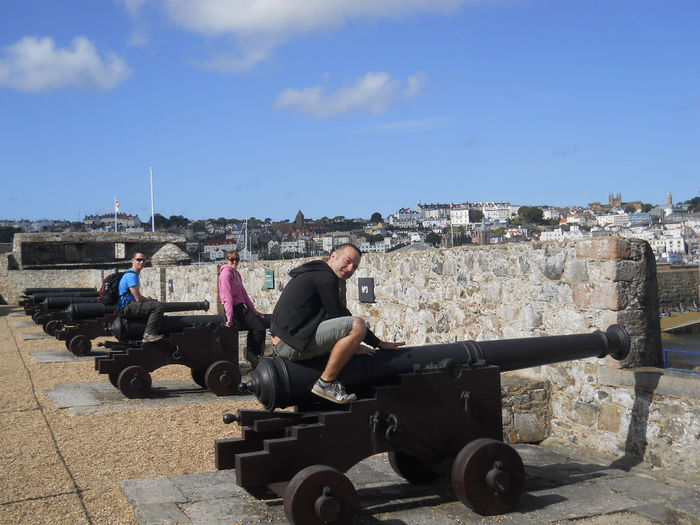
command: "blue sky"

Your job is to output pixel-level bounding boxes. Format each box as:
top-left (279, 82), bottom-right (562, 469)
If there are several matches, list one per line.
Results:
top-left (1, 0), bottom-right (698, 222)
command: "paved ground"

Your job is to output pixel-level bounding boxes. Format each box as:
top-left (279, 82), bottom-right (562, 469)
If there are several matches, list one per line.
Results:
top-left (122, 444), bottom-right (700, 525)
top-left (3, 305), bottom-right (700, 524)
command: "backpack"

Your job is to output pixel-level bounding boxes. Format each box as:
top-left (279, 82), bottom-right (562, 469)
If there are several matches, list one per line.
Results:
top-left (99, 269), bottom-right (135, 305)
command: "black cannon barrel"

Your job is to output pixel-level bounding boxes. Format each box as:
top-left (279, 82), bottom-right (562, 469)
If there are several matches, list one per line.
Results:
top-left (27, 291), bottom-right (100, 303)
top-left (43, 296), bottom-right (100, 310)
top-left (65, 303), bottom-right (115, 320)
top-left (161, 300), bottom-right (210, 313)
top-left (108, 314), bottom-right (225, 340)
top-left (23, 287), bottom-right (95, 295)
top-left (66, 300), bottom-right (209, 321)
top-left (243, 325), bottom-right (630, 411)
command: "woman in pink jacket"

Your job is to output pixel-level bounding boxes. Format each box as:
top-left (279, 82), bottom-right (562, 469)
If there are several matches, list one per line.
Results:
top-left (218, 250), bottom-right (269, 367)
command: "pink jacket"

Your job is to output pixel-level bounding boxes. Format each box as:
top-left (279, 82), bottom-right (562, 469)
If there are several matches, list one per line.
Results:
top-left (218, 264), bottom-right (256, 322)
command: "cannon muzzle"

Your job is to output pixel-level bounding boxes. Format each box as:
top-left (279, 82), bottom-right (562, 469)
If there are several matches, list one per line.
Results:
top-left (246, 325), bottom-right (630, 411)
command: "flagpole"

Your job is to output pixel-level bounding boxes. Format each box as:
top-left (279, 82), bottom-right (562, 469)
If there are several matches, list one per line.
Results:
top-left (150, 167), bottom-right (155, 232)
top-left (114, 196), bottom-right (118, 232)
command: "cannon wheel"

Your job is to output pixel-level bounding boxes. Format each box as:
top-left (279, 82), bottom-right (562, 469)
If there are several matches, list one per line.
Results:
top-left (283, 465), bottom-right (358, 525)
top-left (108, 372), bottom-right (120, 389)
top-left (451, 438), bottom-right (524, 516)
top-left (68, 335), bottom-right (92, 356)
top-left (388, 451), bottom-right (441, 485)
top-left (117, 365), bottom-right (152, 398)
top-left (44, 320), bottom-right (62, 336)
top-left (32, 312), bottom-right (41, 323)
top-left (191, 369), bottom-right (207, 389)
top-left (204, 360), bottom-right (240, 396)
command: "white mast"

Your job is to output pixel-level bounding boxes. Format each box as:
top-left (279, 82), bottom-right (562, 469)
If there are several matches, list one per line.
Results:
top-left (149, 167), bottom-right (155, 232)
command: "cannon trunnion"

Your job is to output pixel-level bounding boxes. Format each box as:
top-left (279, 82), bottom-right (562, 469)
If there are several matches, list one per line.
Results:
top-left (95, 313), bottom-right (242, 398)
top-left (215, 325), bottom-right (630, 523)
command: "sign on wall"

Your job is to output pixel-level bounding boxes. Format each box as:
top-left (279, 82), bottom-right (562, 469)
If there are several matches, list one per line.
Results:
top-left (358, 277), bottom-right (375, 303)
top-left (264, 270), bottom-right (275, 289)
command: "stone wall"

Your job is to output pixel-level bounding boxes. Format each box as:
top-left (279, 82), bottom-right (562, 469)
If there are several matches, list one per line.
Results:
top-left (656, 265), bottom-right (700, 308)
top-left (12, 232), bottom-right (186, 269)
top-left (0, 253), bottom-right (104, 303)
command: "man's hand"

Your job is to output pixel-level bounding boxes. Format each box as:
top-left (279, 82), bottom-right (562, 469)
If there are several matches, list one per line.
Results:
top-left (225, 320), bottom-right (233, 328)
top-left (355, 342), bottom-right (377, 356)
top-left (377, 341), bottom-right (406, 351)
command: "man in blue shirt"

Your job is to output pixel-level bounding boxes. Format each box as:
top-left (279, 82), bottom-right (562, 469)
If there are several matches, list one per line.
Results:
top-left (118, 252), bottom-right (164, 342)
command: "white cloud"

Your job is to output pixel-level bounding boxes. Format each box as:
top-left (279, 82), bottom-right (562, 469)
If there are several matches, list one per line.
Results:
top-left (274, 71), bottom-right (428, 118)
top-left (120, 0), bottom-right (150, 18)
top-left (0, 36), bottom-right (131, 92)
top-left (162, 0), bottom-right (468, 71)
top-left (118, 0), bottom-right (153, 46)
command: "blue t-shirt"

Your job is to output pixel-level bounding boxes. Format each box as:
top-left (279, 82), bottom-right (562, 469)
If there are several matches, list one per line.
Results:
top-left (117, 270), bottom-right (138, 308)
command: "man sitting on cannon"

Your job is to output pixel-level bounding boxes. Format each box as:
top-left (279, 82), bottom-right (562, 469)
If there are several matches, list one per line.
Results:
top-left (118, 251), bottom-right (164, 343)
top-left (270, 243), bottom-right (404, 404)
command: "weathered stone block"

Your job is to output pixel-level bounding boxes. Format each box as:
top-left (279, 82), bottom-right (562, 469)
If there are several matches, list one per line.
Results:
top-left (572, 282), bottom-right (623, 310)
top-left (512, 413), bottom-right (548, 443)
top-left (563, 258), bottom-right (589, 282)
top-left (614, 260), bottom-right (647, 282)
top-left (597, 404), bottom-right (622, 432)
top-left (572, 401), bottom-right (598, 427)
top-left (575, 237), bottom-right (632, 260)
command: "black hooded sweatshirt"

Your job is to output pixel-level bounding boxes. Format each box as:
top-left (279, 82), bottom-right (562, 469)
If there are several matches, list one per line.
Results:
top-left (270, 260), bottom-right (381, 352)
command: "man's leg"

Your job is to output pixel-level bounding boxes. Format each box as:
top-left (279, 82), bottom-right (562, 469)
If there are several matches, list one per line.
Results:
top-left (319, 316), bottom-right (366, 381)
top-left (120, 300), bottom-right (163, 341)
top-left (234, 305), bottom-right (267, 357)
top-left (142, 300), bottom-right (164, 337)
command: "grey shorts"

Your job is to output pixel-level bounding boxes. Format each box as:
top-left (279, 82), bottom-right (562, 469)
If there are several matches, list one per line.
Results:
top-left (275, 316), bottom-right (355, 361)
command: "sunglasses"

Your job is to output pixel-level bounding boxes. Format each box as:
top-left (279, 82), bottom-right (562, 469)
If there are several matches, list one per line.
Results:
top-left (229, 258), bottom-right (240, 262)
top-left (135, 258), bottom-right (146, 262)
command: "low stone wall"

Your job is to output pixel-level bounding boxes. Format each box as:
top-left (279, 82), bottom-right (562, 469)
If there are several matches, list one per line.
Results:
top-left (0, 254), bottom-right (104, 302)
top-left (656, 265), bottom-right (699, 308)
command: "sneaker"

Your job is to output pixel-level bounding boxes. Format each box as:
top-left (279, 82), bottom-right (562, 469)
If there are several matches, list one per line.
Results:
top-left (311, 379), bottom-right (357, 404)
top-left (143, 333), bottom-right (163, 343)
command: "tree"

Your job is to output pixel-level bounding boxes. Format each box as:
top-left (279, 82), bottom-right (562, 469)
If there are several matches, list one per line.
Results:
top-left (370, 212), bottom-right (383, 223)
top-left (0, 227), bottom-right (21, 243)
top-left (426, 231), bottom-right (442, 247)
top-left (518, 206), bottom-right (544, 225)
top-left (684, 196), bottom-right (700, 212)
top-left (469, 209), bottom-right (484, 223)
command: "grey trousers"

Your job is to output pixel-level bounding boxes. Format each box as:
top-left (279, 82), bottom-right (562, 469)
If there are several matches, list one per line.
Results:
top-left (120, 299), bottom-right (164, 336)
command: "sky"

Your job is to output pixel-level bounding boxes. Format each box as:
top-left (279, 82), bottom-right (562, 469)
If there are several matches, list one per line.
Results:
top-left (1, 0), bottom-right (698, 222)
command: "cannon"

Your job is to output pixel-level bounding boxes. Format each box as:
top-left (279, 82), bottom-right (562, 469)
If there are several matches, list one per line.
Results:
top-left (215, 325), bottom-right (630, 524)
top-left (23, 291), bottom-right (100, 316)
top-left (32, 297), bottom-right (101, 336)
top-left (94, 312), bottom-right (243, 398)
top-left (23, 287), bottom-right (95, 295)
top-left (57, 300), bottom-right (210, 356)
top-left (19, 287), bottom-right (96, 307)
